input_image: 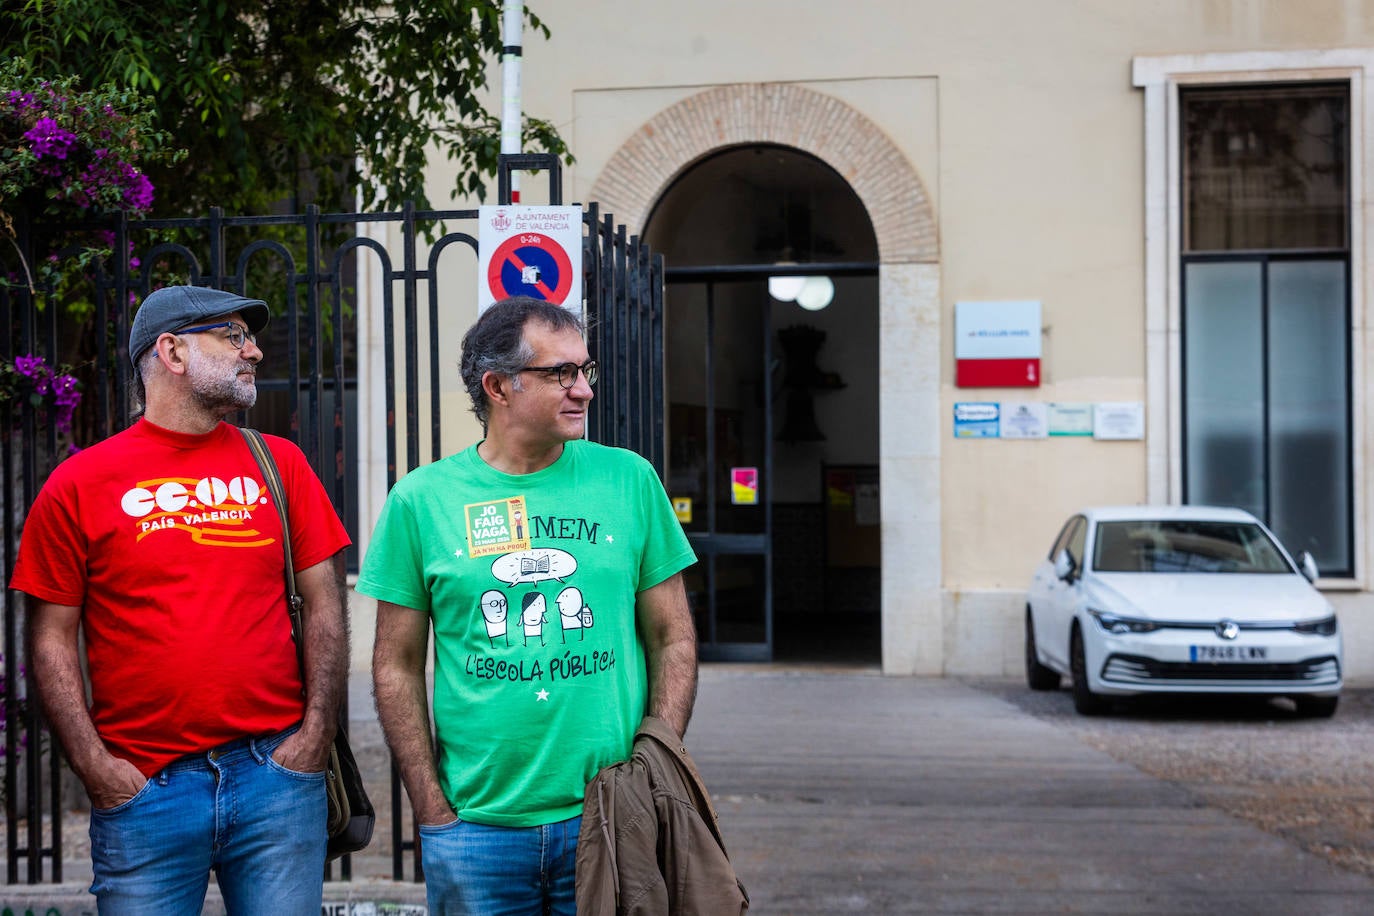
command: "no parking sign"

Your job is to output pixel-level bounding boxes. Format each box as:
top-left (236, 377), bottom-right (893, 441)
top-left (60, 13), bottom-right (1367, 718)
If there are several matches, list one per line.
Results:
top-left (478, 206), bottom-right (583, 316)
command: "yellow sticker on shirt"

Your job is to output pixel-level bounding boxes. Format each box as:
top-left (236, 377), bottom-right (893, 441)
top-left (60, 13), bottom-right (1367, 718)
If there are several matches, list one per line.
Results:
top-left (465, 496), bottom-right (532, 558)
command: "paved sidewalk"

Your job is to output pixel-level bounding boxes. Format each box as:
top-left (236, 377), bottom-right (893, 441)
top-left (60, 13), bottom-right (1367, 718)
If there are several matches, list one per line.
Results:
top-left (688, 666), bottom-right (1374, 915)
top-left (5, 666), bottom-right (1374, 914)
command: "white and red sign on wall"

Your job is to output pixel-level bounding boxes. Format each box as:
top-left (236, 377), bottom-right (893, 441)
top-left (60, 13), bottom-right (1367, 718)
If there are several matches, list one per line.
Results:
top-left (955, 300), bottom-right (1042, 387)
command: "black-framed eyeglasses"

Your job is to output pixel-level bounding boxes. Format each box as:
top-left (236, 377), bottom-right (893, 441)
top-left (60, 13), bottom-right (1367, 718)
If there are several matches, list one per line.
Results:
top-left (517, 360), bottom-right (598, 389)
top-left (177, 321), bottom-right (256, 349)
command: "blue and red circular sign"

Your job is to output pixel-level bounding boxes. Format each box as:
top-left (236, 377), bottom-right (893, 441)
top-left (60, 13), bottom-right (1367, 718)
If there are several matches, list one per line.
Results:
top-left (486, 233), bottom-right (575, 304)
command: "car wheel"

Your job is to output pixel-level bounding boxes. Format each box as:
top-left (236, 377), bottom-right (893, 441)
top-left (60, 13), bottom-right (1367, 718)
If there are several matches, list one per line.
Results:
top-left (1025, 609), bottom-right (1060, 691)
top-left (1293, 694), bottom-right (1339, 719)
top-left (1070, 624), bottom-right (1108, 716)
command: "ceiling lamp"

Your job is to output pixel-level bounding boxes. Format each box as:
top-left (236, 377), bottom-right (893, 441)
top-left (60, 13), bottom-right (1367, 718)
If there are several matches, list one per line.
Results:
top-left (769, 272), bottom-right (833, 311)
top-left (795, 275), bottom-right (834, 311)
top-left (768, 274), bottom-right (806, 302)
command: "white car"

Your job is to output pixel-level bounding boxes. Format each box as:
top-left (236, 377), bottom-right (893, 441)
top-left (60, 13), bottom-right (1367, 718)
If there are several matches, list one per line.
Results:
top-left (1025, 506), bottom-right (1341, 717)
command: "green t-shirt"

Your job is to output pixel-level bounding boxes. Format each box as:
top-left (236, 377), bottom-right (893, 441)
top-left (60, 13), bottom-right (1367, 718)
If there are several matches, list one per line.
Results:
top-left (357, 439), bottom-right (695, 827)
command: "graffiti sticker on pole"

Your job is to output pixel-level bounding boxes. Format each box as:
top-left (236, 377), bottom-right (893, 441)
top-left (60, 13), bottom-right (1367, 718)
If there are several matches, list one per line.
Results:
top-left (478, 206), bottom-right (583, 315)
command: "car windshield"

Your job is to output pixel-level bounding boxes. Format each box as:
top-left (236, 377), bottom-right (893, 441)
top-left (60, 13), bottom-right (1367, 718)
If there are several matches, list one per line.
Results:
top-left (1092, 520), bottom-right (1292, 574)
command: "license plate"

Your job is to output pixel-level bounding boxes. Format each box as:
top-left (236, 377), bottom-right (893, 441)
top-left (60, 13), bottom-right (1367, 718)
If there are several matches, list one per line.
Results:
top-left (1190, 645), bottom-right (1268, 662)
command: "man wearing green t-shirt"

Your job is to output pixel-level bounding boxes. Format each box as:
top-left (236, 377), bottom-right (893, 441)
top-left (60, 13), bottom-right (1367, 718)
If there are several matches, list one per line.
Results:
top-left (362, 296), bottom-right (698, 916)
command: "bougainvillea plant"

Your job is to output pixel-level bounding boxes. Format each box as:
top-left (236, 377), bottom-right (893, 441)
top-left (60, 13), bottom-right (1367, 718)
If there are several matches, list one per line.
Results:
top-left (0, 58), bottom-right (182, 293)
top-left (0, 353), bottom-right (83, 449)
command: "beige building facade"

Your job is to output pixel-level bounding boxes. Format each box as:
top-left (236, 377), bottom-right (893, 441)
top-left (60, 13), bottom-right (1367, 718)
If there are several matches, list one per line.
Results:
top-left (352, 1), bottom-right (1374, 682)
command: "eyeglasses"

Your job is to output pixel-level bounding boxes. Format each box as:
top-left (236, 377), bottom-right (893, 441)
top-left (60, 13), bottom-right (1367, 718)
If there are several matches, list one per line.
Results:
top-left (177, 321), bottom-right (256, 349)
top-left (517, 360), bottom-right (598, 389)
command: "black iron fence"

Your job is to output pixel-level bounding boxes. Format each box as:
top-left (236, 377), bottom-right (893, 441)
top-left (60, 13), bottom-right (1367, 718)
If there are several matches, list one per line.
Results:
top-left (1, 180), bottom-right (665, 884)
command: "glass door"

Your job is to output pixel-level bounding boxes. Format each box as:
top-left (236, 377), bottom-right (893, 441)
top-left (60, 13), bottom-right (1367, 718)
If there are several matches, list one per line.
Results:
top-left (664, 277), bottom-right (773, 661)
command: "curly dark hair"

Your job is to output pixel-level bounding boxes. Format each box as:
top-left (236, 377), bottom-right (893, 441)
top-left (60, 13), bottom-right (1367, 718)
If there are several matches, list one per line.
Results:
top-left (460, 296), bottom-right (586, 426)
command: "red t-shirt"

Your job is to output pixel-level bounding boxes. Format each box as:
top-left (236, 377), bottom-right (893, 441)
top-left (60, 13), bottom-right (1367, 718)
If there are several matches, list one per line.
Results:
top-left (10, 419), bottom-right (351, 777)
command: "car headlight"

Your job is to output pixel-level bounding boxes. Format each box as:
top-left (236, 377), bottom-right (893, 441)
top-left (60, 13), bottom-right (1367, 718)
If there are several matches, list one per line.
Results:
top-left (1087, 608), bottom-right (1160, 635)
top-left (1293, 615), bottom-right (1338, 637)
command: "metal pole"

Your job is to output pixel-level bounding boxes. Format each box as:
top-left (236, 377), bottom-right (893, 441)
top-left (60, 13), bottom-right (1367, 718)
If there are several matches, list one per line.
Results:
top-left (501, 1), bottom-right (523, 202)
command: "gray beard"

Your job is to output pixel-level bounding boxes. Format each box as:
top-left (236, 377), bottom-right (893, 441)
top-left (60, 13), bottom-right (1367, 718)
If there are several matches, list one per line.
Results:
top-left (191, 373), bottom-right (257, 413)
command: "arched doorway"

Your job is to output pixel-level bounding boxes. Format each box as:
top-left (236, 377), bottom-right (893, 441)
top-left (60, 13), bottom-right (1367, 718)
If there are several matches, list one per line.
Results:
top-left (590, 83), bottom-right (942, 676)
top-left (645, 145), bottom-right (881, 663)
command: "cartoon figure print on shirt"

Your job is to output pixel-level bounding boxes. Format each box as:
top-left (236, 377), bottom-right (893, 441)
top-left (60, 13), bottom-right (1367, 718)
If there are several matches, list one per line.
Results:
top-left (520, 592), bottom-right (547, 647)
top-left (121, 471), bottom-right (274, 547)
top-left (491, 550), bottom-right (594, 649)
top-left (480, 590), bottom-right (510, 647)
top-left (462, 495), bottom-right (610, 700)
top-left (555, 586), bottom-right (592, 642)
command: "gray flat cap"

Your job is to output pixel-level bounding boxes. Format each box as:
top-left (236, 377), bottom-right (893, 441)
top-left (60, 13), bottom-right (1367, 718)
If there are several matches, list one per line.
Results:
top-left (130, 286), bottom-right (270, 366)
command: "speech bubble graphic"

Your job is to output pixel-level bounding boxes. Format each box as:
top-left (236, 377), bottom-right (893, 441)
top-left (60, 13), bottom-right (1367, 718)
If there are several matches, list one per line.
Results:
top-left (491, 548), bottom-right (578, 586)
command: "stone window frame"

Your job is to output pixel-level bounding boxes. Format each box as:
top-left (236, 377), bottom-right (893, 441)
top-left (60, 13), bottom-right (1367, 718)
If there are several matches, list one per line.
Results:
top-left (1134, 50), bottom-right (1374, 587)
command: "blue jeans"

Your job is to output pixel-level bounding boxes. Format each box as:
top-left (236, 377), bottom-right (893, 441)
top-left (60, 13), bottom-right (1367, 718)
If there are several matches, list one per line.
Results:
top-left (419, 815), bottom-right (581, 916)
top-left (88, 725), bottom-right (327, 916)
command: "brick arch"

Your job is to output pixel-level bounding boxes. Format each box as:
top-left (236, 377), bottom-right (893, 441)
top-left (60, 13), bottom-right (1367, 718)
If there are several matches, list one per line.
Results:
top-left (588, 83), bottom-right (937, 263)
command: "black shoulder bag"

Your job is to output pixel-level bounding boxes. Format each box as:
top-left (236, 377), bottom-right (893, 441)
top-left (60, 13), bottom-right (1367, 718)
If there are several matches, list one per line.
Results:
top-left (241, 427), bottom-right (375, 862)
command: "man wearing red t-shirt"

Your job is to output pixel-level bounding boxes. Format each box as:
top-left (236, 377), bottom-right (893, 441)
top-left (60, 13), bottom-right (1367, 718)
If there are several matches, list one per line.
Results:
top-left (10, 286), bottom-right (351, 915)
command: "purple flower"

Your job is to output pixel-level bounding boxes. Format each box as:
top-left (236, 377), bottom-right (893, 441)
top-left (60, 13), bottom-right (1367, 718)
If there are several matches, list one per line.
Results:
top-left (13, 355), bottom-right (46, 378)
top-left (23, 117), bottom-right (78, 160)
top-left (4, 356), bottom-right (82, 436)
top-left (54, 404), bottom-right (76, 433)
top-left (122, 171), bottom-right (155, 212)
top-left (52, 374), bottom-right (81, 407)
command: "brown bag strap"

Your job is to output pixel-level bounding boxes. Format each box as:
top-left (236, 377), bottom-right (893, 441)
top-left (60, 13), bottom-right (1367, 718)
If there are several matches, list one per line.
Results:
top-left (241, 428), bottom-right (362, 844)
top-left (240, 427), bottom-right (305, 667)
